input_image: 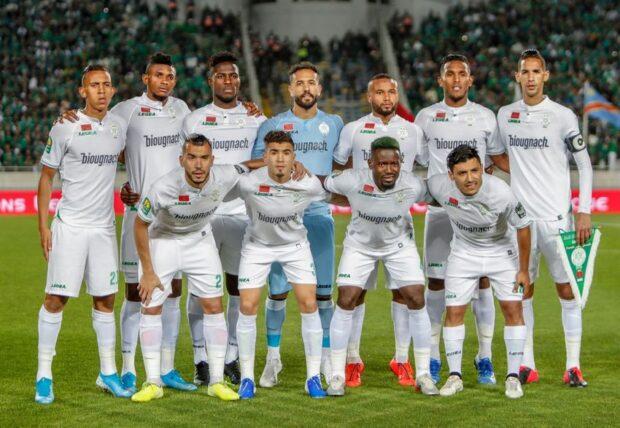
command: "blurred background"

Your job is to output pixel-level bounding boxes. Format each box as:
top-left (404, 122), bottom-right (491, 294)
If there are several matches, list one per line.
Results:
top-left (0, 0), bottom-right (617, 174)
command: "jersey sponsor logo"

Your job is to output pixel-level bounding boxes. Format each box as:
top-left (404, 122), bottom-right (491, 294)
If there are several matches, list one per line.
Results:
top-left (173, 206), bottom-right (217, 221)
top-left (363, 184), bottom-right (374, 193)
top-left (211, 137), bottom-right (250, 151)
top-left (433, 111), bottom-right (448, 122)
top-left (50, 283), bottom-right (67, 289)
top-left (361, 122), bottom-right (376, 134)
top-left (447, 197), bottom-right (459, 207)
top-left (294, 141), bottom-right (328, 153)
top-left (427, 262), bottom-right (443, 268)
top-left (45, 137), bottom-right (53, 153)
top-left (176, 194), bottom-right (190, 205)
top-left (515, 202), bottom-right (526, 218)
top-left (144, 133), bottom-right (181, 148)
top-left (337, 273), bottom-right (351, 278)
top-left (201, 116), bottom-right (217, 126)
top-left (138, 107), bottom-right (156, 117)
top-left (239, 277), bottom-right (250, 283)
top-left (283, 123), bottom-right (295, 131)
top-left (257, 211), bottom-right (297, 224)
top-left (79, 123), bottom-right (96, 136)
top-left (357, 211), bottom-right (402, 224)
top-left (434, 138), bottom-right (478, 150)
top-left (258, 185), bottom-right (270, 194)
top-left (454, 220), bottom-right (493, 233)
top-left (141, 197), bottom-right (152, 216)
top-left (80, 152), bottom-right (117, 166)
top-left (508, 111), bottom-right (521, 123)
top-left (508, 135), bottom-right (549, 149)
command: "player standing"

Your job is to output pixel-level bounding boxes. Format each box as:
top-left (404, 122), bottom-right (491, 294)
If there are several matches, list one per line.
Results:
top-left (252, 62), bottom-right (343, 386)
top-left (427, 146), bottom-right (531, 399)
top-left (182, 51), bottom-right (266, 385)
top-left (130, 134), bottom-right (256, 402)
top-left (414, 54), bottom-right (509, 384)
top-left (497, 49), bottom-right (593, 386)
top-left (235, 131), bottom-right (327, 399)
top-left (35, 65), bottom-right (130, 404)
top-left (332, 74), bottom-right (428, 387)
top-left (325, 137), bottom-right (438, 396)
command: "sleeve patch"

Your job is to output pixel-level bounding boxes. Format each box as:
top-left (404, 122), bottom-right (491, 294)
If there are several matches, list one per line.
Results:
top-left (515, 202), bottom-right (526, 218)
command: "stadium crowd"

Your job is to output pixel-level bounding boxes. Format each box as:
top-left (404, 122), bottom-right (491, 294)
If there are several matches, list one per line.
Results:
top-left (0, 0), bottom-right (242, 168)
top-left (389, 0), bottom-right (618, 161)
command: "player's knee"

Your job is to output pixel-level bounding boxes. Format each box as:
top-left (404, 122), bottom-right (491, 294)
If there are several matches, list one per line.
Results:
top-left (355, 290), bottom-right (367, 306)
top-left (556, 283), bottom-right (574, 300)
top-left (44, 294), bottom-right (68, 313)
top-left (93, 294), bottom-right (115, 312)
top-left (125, 283), bottom-right (141, 301)
top-left (200, 298), bottom-right (224, 314)
top-left (391, 290), bottom-right (406, 305)
top-left (299, 300), bottom-right (318, 314)
top-left (428, 278), bottom-right (445, 291)
top-left (239, 298), bottom-right (259, 316)
top-left (444, 306), bottom-right (466, 326)
top-left (226, 274), bottom-right (240, 296)
top-left (502, 303), bottom-right (524, 325)
top-left (478, 277), bottom-right (491, 289)
top-left (336, 290), bottom-right (358, 311)
top-left (169, 278), bottom-right (182, 297)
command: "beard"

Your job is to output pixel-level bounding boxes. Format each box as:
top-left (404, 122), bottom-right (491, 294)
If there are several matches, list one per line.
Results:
top-left (372, 102), bottom-right (396, 117)
top-left (294, 92), bottom-right (318, 110)
top-left (215, 92), bottom-right (237, 104)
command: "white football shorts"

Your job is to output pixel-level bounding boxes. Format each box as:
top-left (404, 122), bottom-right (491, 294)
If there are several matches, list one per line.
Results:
top-left (529, 216), bottom-right (573, 284)
top-left (424, 208), bottom-right (453, 280)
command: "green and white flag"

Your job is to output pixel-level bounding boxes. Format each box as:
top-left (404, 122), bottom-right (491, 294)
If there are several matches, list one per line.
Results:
top-left (556, 228), bottom-right (601, 309)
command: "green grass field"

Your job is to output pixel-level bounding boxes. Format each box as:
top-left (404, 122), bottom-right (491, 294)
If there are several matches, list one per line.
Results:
top-left (1, 215), bottom-right (619, 427)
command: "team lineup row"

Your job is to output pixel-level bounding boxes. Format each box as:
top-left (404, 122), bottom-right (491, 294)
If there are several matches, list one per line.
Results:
top-left (33, 48), bottom-right (593, 405)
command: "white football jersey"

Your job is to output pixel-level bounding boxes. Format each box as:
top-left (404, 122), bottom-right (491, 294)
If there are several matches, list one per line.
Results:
top-left (427, 173), bottom-right (531, 255)
top-left (41, 111), bottom-right (126, 228)
top-left (182, 102), bottom-right (266, 216)
top-left (415, 100), bottom-right (504, 178)
top-left (497, 97), bottom-right (586, 220)
top-left (325, 169), bottom-right (428, 250)
top-left (236, 167), bottom-right (326, 246)
top-left (333, 113), bottom-right (428, 170)
top-left (137, 165), bottom-right (243, 239)
top-left (111, 93), bottom-right (191, 198)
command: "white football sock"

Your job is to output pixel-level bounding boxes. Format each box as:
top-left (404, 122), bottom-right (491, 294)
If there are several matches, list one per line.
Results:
top-left (204, 312), bottom-right (228, 384)
top-left (140, 314), bottom-right (163, 385)
top-left (301, 310), bottom-right (323, 379)
top-left (522, 298), bottom-right (536, 369)
top-left (37, 306), bottom-right (62, 381)
top-left (409, 307), bottom-right (431, 376)
top-left (346, 303), bottom-right (365, 364)
top-left (560, 298), bottom-right (582, 369)
top-left (92, 309), bottom-right (117, 376)
top-left (443, 325), bottom-right (465, 375)
top-left (426, 289), bottom-right (445, 360)
top-left (225, 295), bottom-right (240, 364)
top-left (187, 294), bottom-right (207, 364)
top-left (120, 299), bottom-right (140, 375)
top-left (330, 306), bottom-right (354, 379)
top-left (236, 313), bottom-right (257, 381)
top-left (472, 287), bottom-right (495, 361)
top-left (504, 325), bottom-right (526, 376)
top-left (392, 301), bottom-right (410, 363)
top-left (161, 297), bottom-right (180, 375)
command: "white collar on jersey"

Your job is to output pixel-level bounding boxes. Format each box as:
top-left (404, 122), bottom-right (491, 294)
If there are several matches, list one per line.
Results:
top-left (518, 95), bottom-right (551, 112)
top-left (206, 101), bottom-right (246, 115)
top-left (77, 110), bottom-right (108, 125)
top-left (439, 98), bottom-right (472, 114)
top-left (139, 93), bottom-right (170, 110)
top-left (366, 112), bottom-right (402, 126)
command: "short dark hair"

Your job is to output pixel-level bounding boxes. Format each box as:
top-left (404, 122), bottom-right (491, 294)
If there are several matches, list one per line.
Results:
top-left (518, 48), bottom-right (546, 70)
top-left (289, 61), bottom-right (319, 81)
top-left (145, 52), bottom-right (173, 73)
top-left (209, 51), bottom-right (238, 74)
top-left (183, 133), bottom-right (212, 153)
top-left (368, 73), bottom-right (396, 89)
top-left (440, 53), bottom-right (470, 74)
top-left (81, 64), bottom-right (110, 85)
top-left (371, 136), bottom-right (400, 153)
top-left (264, 130), bottom-right (294, 148)
top-left (447, 145), bottom-right (481, 171)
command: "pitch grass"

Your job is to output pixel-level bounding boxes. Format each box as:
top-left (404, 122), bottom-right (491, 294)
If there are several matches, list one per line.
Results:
top-left (1, 215), bottom-right (619, 427)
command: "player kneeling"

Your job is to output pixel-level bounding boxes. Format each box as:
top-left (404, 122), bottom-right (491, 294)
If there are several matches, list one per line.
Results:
top-left (427, 146), bottom-right (531, 399)
top-left (325, 137), bottom-right (439, 397)
top-left (131, 134), bottom-right (251, 402)
top-left (235, 131), bottom-right (327, 399)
